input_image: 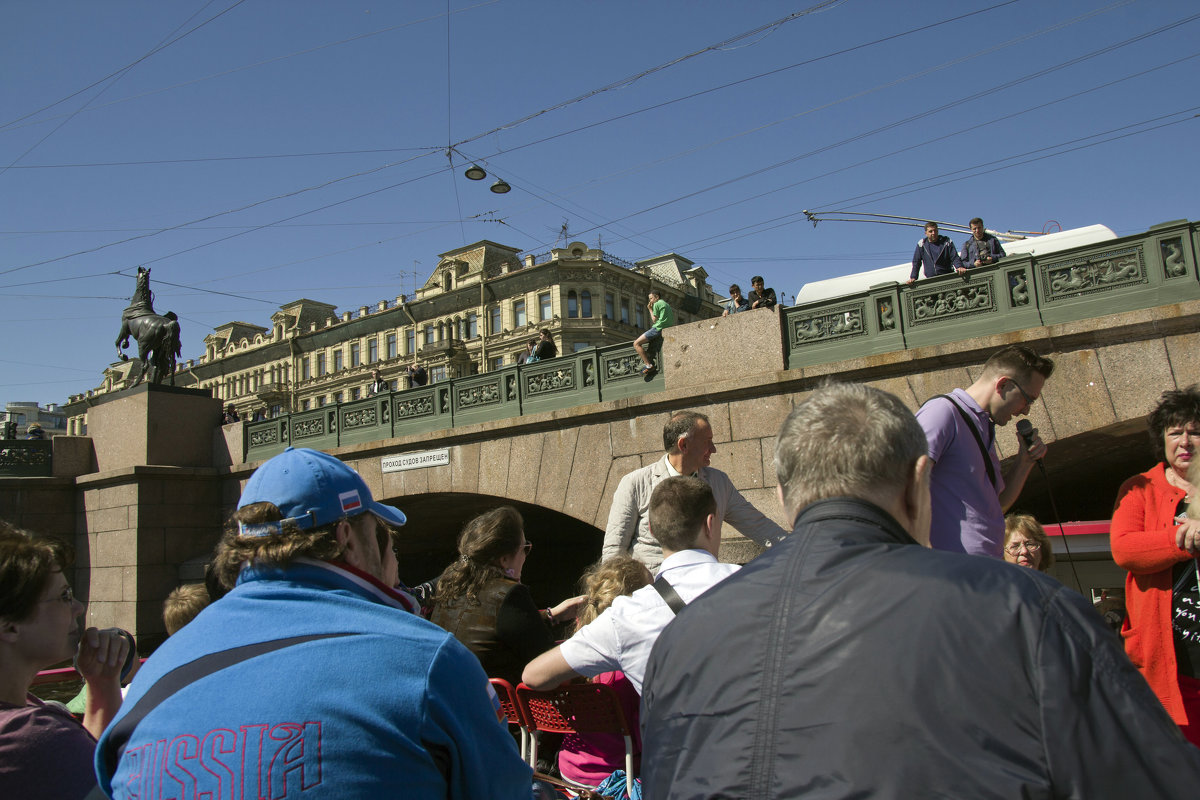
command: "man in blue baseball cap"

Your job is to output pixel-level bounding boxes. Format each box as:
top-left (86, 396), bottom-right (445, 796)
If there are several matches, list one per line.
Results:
top-left (95, 447), bottom-right (531, 799)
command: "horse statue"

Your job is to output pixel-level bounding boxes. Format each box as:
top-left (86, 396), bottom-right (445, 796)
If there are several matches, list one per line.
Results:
top-left (115, 267), bottom-right (182, 386)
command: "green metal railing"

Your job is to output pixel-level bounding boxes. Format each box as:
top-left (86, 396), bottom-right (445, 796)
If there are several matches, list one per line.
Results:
top-left (245, 341), bottom-right (664, 461)
top-left (0, 440), bottom-right (53, 477)
top-left (782, 219), bottom-right (1199, 369)
top-left (245, 220), bottom-right (1198, 462)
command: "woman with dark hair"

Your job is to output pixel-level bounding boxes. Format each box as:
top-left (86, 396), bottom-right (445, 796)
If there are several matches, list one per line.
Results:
top-left (1002, 514), bottom-right (1055, 572)
top-left (1111, 384), bottom-right (1200, 744)
top-left (431, 507), bottom-right (583, 685)
top-left (0, 523), bottom-right (130, 799)
top-left (532, 329), bottom-right (557, 361)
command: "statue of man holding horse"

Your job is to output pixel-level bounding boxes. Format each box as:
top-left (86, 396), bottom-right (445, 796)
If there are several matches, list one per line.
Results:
top-left (114, 267), bottom-right (182, 386)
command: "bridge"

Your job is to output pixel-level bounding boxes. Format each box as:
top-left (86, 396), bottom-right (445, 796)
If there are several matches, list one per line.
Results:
top-left (2, 218), bottom-right (1196, 643)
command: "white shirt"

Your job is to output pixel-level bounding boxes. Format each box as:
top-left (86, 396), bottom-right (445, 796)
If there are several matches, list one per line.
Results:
top-left (559, 549), bottom-right (739, 694)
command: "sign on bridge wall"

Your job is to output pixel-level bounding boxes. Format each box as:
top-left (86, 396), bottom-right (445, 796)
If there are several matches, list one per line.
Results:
top-left (382, 448), bottom-right (450, 473)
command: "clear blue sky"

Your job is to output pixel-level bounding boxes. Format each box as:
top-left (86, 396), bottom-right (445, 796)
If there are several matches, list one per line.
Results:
top-left (2, 0), bottom-right (1197, 407)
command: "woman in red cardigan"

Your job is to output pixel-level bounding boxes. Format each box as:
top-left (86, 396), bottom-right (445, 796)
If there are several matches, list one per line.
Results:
top-left (1111, 385), bottom-right (1200, 745)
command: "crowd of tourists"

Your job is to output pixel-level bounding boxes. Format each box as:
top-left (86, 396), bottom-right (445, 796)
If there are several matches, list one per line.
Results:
top-left (5, 342), bottom-right (1200, 798)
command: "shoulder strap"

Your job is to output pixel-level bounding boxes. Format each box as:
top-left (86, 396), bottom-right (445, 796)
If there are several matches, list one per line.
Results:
top-left (99, 631), bottom-right (358, 778)
top-left (653, 575), bottom-right (687, 615)
top-left (930, 394), bottom-right (997, 488)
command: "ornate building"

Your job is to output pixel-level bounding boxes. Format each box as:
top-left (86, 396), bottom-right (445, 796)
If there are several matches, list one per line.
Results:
top-left (65, 240), bottom-right (721, 432)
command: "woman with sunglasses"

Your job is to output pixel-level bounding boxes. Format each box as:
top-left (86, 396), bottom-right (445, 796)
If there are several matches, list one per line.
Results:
top-left (0, 523), bottom-right (130, 799)
top-left (431, 507), bottom-right (584, 685)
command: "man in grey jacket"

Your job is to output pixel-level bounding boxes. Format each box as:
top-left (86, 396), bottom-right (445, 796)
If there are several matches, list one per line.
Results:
top-left (642, 383), bottom-right (1200, 799)
top-left (601, 410), bottom-right (785, 571)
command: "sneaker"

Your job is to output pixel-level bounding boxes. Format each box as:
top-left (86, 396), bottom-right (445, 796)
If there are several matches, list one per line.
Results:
top-left (641, 364), bottom-right (656, 376)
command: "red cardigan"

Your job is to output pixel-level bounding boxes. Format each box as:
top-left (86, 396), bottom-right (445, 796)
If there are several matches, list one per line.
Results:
top-left (1110, 463), bottom-right (1191, 723)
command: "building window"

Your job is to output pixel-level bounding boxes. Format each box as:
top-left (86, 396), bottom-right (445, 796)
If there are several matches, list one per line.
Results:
top-left (350, 342), bottom-right (360, 367)
top-left (491, 356), bottom-right (505, 371)
top-left (270, 404), bottom-right (282, 417)
top-left (490, 306), bottom-right (502, 335)
top-left (573, 341), bottom-right (591, 352)
top-left (301, 399), bottom-right (311, 411)
top-left (386, 333), bottom-right (397, 359)
top-left (430, 366), bottom-right (447, 383)
top-left (437, 321), bottom-right (445, 342)
top-left (367, 338), bottom-right (378, 363)
top-left (514, 299), bottom-right (527, 328)
top-left (567, 290), bottom-right (578, 318)
top-left (350, 388), bottom-right (360, 400)
top-left (636, 307), bottom-right (645, 328)
top-left (605, 293), bottom-right (615, 320)
top-left (467, 312), bottom-right (478, 338)
top-left (405, 328), bottom-right (414, 356)
top-left (620, 298), bottom-right (630, 324)
top-left (316, 353), bottom-right (326, 376)
top-left (301, 358), bottom-right (310, 380)
top-left (424, 324), bottom-right (435, 345)
top-left (333, 349), bottom-right (344, 372)
top-left (581, 290), bottom-right (592, 318)
top-left (333, 392), bottom-right (343, 404)
top-left (316, 396), bottom-right (326, 407)
top-left (539, 293), bottom-right (552, 321)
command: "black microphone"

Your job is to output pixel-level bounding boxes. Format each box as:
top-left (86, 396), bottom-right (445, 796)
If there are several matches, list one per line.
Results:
top-left (1016, 419), bottom-right (1036, 449)
top-left (1015, 418), bottom-right (1083, 591)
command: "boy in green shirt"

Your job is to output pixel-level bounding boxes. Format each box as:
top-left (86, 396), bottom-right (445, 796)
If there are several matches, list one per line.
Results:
top-left (634, 290), bottom-right (674, 375)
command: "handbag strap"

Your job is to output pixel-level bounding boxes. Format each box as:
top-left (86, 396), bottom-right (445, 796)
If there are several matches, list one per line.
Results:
top-left (930, 394), bottom-right (997, 489)
top-left (653, 575), bottom-right (687, 615)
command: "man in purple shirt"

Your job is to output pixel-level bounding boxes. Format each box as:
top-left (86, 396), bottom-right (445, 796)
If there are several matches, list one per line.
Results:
top-left (916, 345), bottom-right (1054, 556)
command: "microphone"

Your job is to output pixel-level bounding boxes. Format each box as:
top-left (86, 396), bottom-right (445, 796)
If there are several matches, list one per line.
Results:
top-left (1015, 419), bottom-right (1082, 591)
top-left (1016, 419), bottom-right (1036, 450)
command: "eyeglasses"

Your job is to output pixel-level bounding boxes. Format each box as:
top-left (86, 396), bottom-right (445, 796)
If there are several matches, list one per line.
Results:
top-left (41, 585), bottom-right (76, 605)
top-left (1004, 541), bottom-right (1042, 555)
top-left (1009, 378), bottom-right (1036, 406)
top-left (522, 540), bottom-right (533, 555)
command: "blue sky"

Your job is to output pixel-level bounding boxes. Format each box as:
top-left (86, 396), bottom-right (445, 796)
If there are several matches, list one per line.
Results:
top-left (2, 0), bottom-right (1197, 407)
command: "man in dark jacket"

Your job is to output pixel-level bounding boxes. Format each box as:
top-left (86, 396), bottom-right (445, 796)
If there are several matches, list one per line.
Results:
top-left (642, 382), bottom-right (1200, 799)
top-left (907, 221), bottom-right (963, 282)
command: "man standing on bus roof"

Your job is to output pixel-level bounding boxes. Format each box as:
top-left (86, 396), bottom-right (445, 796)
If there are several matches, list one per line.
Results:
top-left (907, 221), bottom-right (964, 284)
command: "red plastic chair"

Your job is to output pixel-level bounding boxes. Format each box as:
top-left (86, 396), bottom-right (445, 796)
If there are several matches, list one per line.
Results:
top-left (489, 677), bottom-right (531, 762)
top-left (516, 681), bottom-right (636, 788)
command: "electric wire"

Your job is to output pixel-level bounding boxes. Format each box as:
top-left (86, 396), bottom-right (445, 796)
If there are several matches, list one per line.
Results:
top-left (0, 0), bottom-right (502, 134)
top-left (0, 0), bottom-right (246, 142)
top-left (554, 10), bottom-right (1197, 250)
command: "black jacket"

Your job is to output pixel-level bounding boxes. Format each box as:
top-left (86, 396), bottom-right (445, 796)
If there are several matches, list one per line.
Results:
top-left (642, 497), bottom-right (1200, 799)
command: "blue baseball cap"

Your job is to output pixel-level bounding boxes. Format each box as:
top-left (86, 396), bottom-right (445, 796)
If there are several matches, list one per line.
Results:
top-left (236, 447), bottom-right (406, 537)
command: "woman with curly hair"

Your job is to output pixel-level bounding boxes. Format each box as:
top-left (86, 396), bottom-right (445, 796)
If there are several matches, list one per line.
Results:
top-left (558, 554), bottom-right (652, 788)
top-left (1111, 384), bottom-right (1200, 744)
top-left (431, 507), bottom-right (583, 685)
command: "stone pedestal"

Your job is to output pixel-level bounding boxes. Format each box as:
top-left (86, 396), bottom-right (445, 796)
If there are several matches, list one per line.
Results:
top-left (87, 384), bottom-right (221, 472)
top-left (78, 384), bottom-right (224, 648)
top-left (662, 309), bottom-right (785, 391)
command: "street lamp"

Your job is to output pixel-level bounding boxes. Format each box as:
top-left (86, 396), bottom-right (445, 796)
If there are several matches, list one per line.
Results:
top-left (490, 178), bottom-right (511, 194)
top-left (464, 164), bottom-right (487, 181)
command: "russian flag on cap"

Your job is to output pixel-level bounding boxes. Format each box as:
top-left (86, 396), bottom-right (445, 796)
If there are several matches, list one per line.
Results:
top-left (339, 490), bottom-right (363, 514)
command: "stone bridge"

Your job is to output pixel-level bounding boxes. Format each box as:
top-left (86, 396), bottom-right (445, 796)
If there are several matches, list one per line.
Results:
top-left (2, 219), bottom-right (1197, 643)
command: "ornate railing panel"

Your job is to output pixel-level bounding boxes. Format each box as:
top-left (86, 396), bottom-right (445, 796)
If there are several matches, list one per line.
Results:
top-left (0, 440), bottom-right (52, 477)
top-left (784, 220), bottom-right (1199, 367)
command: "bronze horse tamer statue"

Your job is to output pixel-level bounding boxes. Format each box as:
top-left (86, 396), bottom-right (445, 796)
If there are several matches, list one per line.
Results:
top-left (115, 267), bottom-right (181, 386)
